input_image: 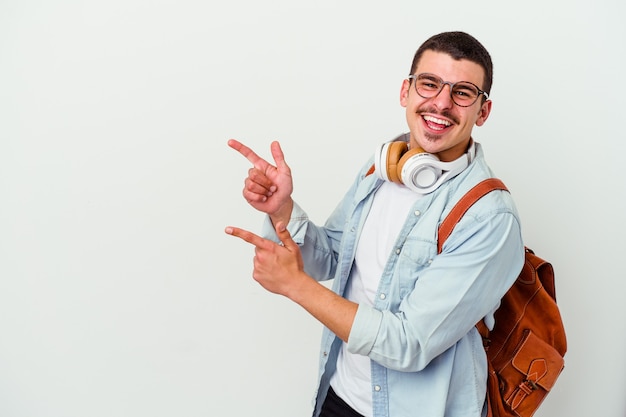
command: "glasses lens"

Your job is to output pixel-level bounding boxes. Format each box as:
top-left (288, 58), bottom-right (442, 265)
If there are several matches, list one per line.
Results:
top-left (451, 82), bottom-right (480, 106)
top-left (415, 74), bottom-right (443, 98)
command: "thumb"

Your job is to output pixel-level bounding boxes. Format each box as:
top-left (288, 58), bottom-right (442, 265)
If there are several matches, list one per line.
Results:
top-left (275, 221), bottom-right (296, 250)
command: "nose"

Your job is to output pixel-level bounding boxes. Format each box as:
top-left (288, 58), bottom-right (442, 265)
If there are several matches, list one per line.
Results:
top-left (432, 82), bottom-right (454, 109)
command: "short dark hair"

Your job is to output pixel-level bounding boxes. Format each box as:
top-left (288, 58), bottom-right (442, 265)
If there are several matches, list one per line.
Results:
top-left (409, 31), bottom-right (493, 95)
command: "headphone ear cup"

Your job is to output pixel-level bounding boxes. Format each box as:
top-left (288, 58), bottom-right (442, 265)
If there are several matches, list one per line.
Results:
top-left (398, 147), bottom-right (443, 192)
top-left (385, 142), bottom-right (408, 183)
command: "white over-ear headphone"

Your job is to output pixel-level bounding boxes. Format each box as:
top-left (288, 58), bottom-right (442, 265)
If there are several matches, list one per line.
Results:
top-left (374, 138), bottom-right (475, 194)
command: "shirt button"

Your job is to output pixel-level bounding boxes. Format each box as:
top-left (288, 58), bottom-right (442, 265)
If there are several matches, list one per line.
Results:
top-left (395, 248), bottom-right (401, 255)
top-left (379, 293), bottom-right (386, 300)
top-left (374, 385), bottom-right (381, 392)
top-left (414, 210), bottom-right (421, 216)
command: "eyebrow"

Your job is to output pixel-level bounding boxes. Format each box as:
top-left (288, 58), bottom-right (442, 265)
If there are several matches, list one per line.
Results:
top-left (418, 73), bottom-right (441, 81)
top-left (419, 73), bottom-right (480, 89)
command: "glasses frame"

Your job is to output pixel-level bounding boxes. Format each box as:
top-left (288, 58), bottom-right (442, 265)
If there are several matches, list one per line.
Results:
top-left (408, 73), bottom-right (489, 107)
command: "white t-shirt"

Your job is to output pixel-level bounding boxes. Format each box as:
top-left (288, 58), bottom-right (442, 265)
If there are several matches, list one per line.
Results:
top-left (330, 181), bottom-right (423, 416)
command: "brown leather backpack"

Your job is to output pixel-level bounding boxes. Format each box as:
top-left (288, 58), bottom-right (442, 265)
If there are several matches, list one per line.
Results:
top-left (438, 178), bottom-right (567, 417)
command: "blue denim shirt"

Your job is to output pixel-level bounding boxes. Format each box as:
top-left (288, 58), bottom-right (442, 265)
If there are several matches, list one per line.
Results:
top-left (262, 140), bottom-right (524, 417)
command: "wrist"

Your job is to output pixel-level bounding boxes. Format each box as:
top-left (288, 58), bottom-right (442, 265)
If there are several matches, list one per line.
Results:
top-left (284, 271), bottom-right (317, 305)
top-left (270, 199), bottom-right (294, 227)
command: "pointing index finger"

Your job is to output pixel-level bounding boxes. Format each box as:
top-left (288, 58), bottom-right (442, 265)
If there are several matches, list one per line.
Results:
top-left (227, 139), bottom-right (268, 171)
top-left (225, 225), bottom-right (270, 249)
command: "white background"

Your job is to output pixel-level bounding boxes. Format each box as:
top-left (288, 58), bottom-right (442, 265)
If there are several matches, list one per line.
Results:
top-left (1, 1), bottom-right (624, 416)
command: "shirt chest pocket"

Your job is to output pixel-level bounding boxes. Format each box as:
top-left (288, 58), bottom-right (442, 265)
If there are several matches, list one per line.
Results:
top-left (394, 238), bottom-right (436, 297)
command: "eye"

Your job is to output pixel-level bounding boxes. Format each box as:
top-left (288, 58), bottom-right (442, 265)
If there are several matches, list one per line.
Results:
top-left (453, 84), bottom-right (478, 100)
top-left (417, 76), bottom-right (441, 91)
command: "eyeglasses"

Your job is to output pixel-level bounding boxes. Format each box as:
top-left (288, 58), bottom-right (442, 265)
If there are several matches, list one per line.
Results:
top-left (408, 73), bottom-right (489, 107)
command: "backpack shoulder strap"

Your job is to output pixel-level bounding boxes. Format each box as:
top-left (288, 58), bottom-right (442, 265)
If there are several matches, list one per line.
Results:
top-left (437, 178), bottom-right (509, 254)
top-left (437, 178), bottom-right (510, 341)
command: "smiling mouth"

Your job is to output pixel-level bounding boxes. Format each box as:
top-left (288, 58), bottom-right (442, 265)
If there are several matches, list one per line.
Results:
top-left (423, 115), bottom-right (451, 131)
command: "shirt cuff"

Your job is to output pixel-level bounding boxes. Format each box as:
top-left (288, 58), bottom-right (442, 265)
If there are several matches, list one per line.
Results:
top-left (347, 304), bottom-right (383, 355)
top-left (260, 201), bottom-right (309, 245)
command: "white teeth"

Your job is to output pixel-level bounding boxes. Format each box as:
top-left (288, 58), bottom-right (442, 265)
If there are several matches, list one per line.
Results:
top-left (423, 115), bottom-right (451, 127)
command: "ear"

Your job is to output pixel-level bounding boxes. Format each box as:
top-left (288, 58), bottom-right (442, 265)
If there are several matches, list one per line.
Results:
top-left (400, 78), bottom-right (411, 107)
top-left (475, 99), bottom-right (492, 127)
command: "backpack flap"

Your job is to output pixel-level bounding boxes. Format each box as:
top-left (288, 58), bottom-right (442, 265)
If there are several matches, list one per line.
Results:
top-left (525, 248), bottom-right (557, 302)
top-left (502, 330), bottom-right (565, 415)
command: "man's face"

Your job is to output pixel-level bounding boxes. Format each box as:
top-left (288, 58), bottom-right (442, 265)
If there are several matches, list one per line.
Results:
top-left (400, 50), bottom-right (492, 162)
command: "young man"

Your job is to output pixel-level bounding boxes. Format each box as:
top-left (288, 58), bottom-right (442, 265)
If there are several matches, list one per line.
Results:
top-left (225, 31), bottom-right (524, 417)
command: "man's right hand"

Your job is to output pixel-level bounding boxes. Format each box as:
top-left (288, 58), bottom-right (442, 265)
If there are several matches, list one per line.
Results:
top-left (228, 139), bottom-right (294, 225)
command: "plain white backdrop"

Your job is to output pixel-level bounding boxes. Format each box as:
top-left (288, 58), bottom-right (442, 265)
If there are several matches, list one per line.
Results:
top-left (1, 1), bottom-right (624, 416)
